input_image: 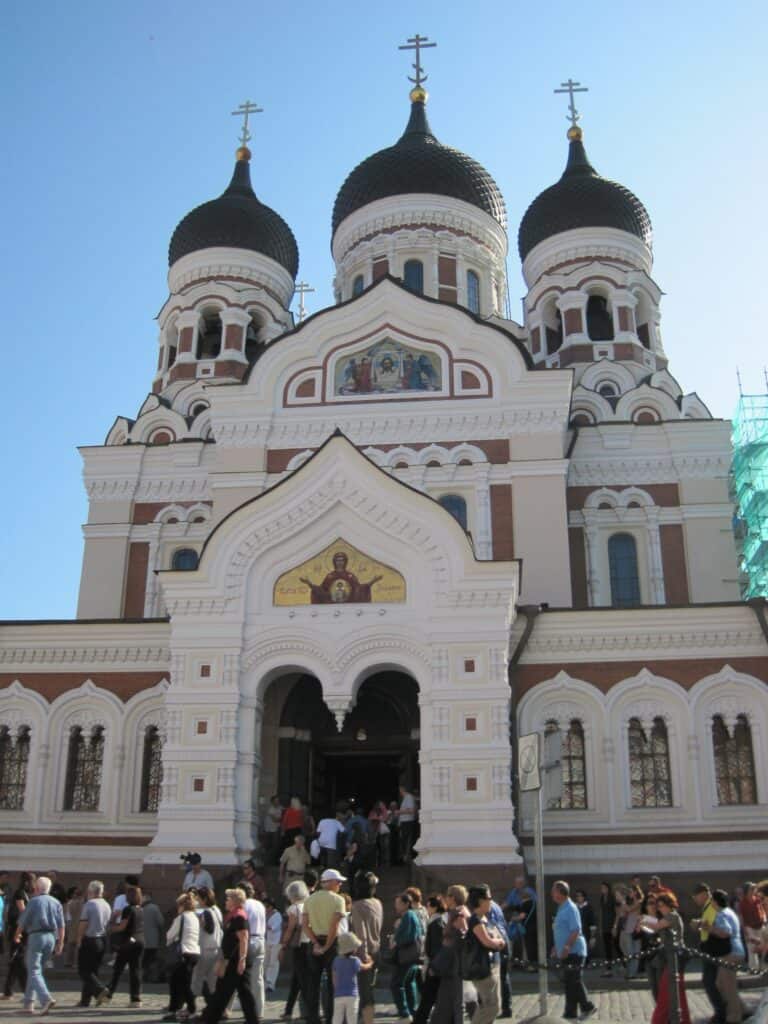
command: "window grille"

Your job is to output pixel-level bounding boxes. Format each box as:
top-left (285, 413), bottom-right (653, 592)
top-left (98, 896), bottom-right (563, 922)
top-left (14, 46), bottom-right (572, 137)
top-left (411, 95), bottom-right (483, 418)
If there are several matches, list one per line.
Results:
top-left (713, 714), bottom-right (757, 805)
top-left (140, 725), bottom-right (163, 812)
top-left (63, 725), bottom-right (105, 812)
top-left (544, 720), bottom-right (587, 809)
top-left (0, 725), bottom-right (31, 810)
top-left (628, 717), bottom-right (672, 807)
top-left (609, 533), bottom-right (641, 607)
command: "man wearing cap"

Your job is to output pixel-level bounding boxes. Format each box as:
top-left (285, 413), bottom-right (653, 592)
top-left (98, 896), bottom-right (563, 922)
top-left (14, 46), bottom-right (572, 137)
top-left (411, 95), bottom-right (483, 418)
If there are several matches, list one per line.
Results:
top-left (302, 868), bottom-right (346, 1024)
top-left (183, 854), bottom-right (214, 893)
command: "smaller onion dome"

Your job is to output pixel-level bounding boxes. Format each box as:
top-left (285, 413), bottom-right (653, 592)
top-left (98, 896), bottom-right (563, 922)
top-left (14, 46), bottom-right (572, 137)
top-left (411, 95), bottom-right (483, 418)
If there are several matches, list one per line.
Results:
top-left (333, 88), bottom-right (507, 236)
top-left (169, 146), bottom-right (299, 278)
top-left (518, 126), bottom-right (652, 261)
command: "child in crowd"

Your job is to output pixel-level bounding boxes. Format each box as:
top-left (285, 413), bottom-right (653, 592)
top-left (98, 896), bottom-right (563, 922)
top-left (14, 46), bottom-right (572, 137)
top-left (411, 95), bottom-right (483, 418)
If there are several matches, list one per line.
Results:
top-left (264, 897), bottom-right (283, 993)
top-left (331, 931), bottom-right (373, 1024)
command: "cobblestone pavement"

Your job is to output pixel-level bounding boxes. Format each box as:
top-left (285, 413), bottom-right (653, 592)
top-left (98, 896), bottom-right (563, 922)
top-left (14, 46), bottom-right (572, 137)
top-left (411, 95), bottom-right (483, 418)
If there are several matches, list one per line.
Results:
top-left (0, 971), bottom-right (762, 1024)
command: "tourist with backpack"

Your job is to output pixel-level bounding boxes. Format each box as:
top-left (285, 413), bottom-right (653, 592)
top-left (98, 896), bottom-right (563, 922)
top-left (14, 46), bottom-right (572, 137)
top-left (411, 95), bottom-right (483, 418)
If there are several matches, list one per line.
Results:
top-left (463, 885), bottom-right (506, 1024)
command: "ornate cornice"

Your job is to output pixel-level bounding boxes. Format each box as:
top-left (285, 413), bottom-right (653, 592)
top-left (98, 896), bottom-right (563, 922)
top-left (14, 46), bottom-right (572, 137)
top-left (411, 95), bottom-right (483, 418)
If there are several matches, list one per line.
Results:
top-left (215, 407), bottom-right (568, 451)
top-left (568, 453), bottom-right (730, 486)
top-left (522, 627), bottom-right (763, 660)
top-left (0, 646), bottom-right (170, 667)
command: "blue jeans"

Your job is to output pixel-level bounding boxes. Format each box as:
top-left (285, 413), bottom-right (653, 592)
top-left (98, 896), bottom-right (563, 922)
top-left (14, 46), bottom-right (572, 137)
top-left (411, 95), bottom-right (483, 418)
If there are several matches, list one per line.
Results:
top-left (25, 931), bottom-right (55, 1008)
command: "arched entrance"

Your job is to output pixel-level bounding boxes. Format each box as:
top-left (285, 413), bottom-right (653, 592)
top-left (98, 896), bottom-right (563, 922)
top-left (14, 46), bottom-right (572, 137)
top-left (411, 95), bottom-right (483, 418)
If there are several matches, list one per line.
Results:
top-left (265, 671), bottom-right (419, 816)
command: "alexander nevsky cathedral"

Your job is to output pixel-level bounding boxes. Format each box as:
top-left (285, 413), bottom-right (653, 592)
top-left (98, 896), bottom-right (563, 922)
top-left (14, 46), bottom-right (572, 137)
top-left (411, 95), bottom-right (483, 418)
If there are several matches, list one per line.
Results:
top-left (1, 45), bottom-right (766, 893)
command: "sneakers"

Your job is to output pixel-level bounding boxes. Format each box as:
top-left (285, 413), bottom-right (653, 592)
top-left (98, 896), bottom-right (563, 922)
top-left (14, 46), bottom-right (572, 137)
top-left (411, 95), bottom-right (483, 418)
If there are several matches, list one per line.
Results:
top-left (581, 1005), bottom-right (598, 1020)
top-left (40, 1000), bottom-right (56, 1017)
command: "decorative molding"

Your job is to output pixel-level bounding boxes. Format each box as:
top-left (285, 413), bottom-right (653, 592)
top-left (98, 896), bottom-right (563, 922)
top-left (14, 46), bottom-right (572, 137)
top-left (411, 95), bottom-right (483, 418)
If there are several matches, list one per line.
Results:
top-left (215, 407), bottom-right (568, 450)
top-left (569, 454), bottom-right (731, 486)
top-left (433, 765), bottom-right (451, 803)
top-left (523, 627), bottom-right (763, 658)
top-left (0, 646), bottom-right (170, 667)
top-left (432, 706), bottom-right (450, 742)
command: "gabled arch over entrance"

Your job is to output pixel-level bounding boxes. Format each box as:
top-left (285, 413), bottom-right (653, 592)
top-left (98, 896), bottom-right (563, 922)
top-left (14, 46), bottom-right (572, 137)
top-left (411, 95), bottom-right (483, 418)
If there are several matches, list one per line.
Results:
top-left (153, 434), bottom-right (520, 869)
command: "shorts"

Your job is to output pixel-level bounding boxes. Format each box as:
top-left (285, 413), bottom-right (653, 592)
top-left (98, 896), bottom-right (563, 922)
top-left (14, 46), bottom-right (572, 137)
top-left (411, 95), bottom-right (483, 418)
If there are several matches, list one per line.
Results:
top-left (358, 966), bottom-right (378, 1007)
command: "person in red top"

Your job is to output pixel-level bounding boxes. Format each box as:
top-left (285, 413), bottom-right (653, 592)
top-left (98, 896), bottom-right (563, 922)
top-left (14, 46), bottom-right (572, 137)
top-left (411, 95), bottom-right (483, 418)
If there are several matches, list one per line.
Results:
top-left (281, 797), bottom-right (306, 849)
top-left (739, 882), bottom-right (766, 971)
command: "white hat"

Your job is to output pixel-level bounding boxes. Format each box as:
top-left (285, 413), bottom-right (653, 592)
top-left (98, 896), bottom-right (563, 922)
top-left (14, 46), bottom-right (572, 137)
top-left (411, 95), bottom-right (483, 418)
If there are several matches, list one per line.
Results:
top-left (320, 868), bottom-right (347, 883)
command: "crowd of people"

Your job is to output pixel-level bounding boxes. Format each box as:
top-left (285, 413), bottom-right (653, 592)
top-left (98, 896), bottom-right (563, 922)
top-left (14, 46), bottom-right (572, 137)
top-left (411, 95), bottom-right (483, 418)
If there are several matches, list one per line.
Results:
top-left (0, 837), bottom-right (766, 1022)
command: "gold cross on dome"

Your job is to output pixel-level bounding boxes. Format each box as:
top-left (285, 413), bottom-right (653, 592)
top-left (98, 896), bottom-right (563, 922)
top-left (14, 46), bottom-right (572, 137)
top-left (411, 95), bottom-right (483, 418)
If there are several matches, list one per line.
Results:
top-left (398, 33), bottom-right (437, 88)
top-left (554, 78), bottom-right (589, 128)
top-left (295, 281), bottom-right (315, 323)
top-left (231, 99), bottom-right (263, 146)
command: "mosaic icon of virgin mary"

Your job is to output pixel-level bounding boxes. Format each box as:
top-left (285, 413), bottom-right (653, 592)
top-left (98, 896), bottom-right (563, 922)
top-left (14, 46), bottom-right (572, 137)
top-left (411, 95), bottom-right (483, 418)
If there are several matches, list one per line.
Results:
top-left (299, 551), bottom-right (383, 604)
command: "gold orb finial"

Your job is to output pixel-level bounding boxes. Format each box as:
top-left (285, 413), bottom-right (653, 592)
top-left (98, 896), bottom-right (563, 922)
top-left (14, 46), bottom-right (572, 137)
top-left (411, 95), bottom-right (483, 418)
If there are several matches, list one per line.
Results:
top-left (567, 125), bottom-right (583, 141)
top-left (409, 85), bottom-right (428, 104)
top-left (236, 145), bottom-right (252, 162)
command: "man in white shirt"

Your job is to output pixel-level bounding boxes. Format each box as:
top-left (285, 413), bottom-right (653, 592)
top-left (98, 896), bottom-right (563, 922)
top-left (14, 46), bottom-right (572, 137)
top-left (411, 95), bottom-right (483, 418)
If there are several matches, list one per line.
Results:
top-left (315, 812), bottom-right (345, 868)
top-left (396, 786), bottom-right (417, 864)
top-left (243, 881), bottom-right (266, 1017)
top-left (182, 855), bottom-right (214, 893)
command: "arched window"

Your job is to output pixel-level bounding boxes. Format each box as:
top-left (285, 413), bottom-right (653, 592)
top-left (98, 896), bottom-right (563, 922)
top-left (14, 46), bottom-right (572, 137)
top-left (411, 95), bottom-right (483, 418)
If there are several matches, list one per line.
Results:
top-left (172, 548), bottom-right (199, 571)
top-left (196, 311), bottom-right (222, 360)
top-left (438, 494), bottom-right (468, 530)
top-left (586, 295), bottom-right (614, 341)
top-left (64, 725), bottom-right (105, 811)
top-left (403, 260), bottom-right (424, 295)
top-left (140, 725), bottom-right (164, 812)
top-left (713, 714), bottom-right (757, 805)
top-left (466, 270), bottom-right (480, 314)
top-left (544, 719), bottom-right (587, 809)
top-left (597, 382), bottom-right (618, 399)
top-left (608, 533), bottom-right (641, 607)
top-left (628, 717), bottom-right (672, 807)
top-left (0, 725), bottom-right (31, 810)
top-left (352, 275), bottom-right (364, 297)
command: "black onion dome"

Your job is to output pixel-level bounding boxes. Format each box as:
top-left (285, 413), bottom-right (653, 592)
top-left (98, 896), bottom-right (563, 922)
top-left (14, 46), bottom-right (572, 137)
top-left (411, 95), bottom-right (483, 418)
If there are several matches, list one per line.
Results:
top-left (169, 153), bottom-right (299, 278)
top-left (518, 132), bottom-right (652, 260)
top-left (332, 98), bottom-right (507, 236)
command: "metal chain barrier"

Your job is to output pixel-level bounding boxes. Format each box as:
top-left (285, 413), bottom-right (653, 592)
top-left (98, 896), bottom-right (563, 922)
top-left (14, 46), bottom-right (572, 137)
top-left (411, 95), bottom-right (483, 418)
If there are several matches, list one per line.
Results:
top-left (506, 948), bottom-right (768, 977)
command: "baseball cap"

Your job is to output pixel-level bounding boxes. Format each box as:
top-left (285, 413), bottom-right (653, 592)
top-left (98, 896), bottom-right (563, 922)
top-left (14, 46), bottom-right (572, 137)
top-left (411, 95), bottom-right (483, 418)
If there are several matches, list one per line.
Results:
top-left (320, 868), bottom-right (347, 883)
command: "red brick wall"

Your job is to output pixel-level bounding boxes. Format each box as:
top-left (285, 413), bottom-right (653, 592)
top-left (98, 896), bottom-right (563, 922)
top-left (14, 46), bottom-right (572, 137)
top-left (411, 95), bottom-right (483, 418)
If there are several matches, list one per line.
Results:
top-left (566, 484), bottom-right (680, 510)
top-left (123, 542), bottom-right (149, 618)
top-left (372, 258), bottom-right (389, 281)
top-left (660, 524), bottom-right (690, 604)
top-left (0, 672), bottom-right (168, 702)
top-left (564, 309), bottom-right (583, 335)
top-left (516, 657), bottom-right (768, 695)
top-left (568, 527), bottom-right (588, 608)
top-left (266, 439), bottom-right (510, 473)
top-left (490, 485), bottom-right (514, 559)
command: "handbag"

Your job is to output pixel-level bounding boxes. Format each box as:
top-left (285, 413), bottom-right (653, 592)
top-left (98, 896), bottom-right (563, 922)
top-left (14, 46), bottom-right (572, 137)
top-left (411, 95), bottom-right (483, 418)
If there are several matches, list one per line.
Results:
top-left (457, 931), bottom-right (491, 981)
top-left (395, 941), bottom-right (420, 967)
top-left (166, 914), bottom-right (184, 968)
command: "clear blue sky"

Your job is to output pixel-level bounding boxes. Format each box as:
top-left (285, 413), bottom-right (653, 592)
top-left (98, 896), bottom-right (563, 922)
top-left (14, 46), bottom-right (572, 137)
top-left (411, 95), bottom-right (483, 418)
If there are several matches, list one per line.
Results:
top-left (2, 0), bottom-right (766, 619)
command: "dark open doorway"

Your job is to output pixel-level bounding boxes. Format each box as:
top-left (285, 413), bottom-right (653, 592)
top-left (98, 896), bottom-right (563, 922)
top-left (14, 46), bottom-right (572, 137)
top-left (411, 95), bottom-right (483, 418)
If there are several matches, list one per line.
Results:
top-left (276, 671), bottom-right (419, 816)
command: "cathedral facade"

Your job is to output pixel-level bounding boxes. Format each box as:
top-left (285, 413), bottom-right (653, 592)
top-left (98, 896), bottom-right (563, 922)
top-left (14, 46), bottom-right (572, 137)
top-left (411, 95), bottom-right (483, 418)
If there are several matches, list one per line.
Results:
top-left (1, 77), bottom-right (767, 886)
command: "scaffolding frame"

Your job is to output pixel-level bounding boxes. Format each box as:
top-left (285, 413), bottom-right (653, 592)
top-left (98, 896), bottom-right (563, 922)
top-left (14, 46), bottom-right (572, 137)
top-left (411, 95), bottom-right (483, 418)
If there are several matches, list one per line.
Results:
top-left (731, 393), bottom-right (768, 598)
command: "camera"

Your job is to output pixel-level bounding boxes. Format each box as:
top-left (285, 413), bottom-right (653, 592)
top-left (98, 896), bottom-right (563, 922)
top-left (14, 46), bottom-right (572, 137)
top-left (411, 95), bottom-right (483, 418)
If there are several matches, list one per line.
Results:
top-left (180, 851), bottom-right (201, 867)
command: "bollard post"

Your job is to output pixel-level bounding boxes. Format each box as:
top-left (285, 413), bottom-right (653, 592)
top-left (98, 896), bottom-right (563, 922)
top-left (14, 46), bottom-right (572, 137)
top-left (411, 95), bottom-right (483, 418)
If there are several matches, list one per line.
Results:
top-left (662, 928), bottom-right (681, 1024)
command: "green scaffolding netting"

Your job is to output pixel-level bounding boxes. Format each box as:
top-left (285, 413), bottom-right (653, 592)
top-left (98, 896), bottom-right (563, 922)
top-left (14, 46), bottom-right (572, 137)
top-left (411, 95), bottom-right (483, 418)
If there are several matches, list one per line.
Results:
top-left (731, 393), bottom-right (768, 598)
